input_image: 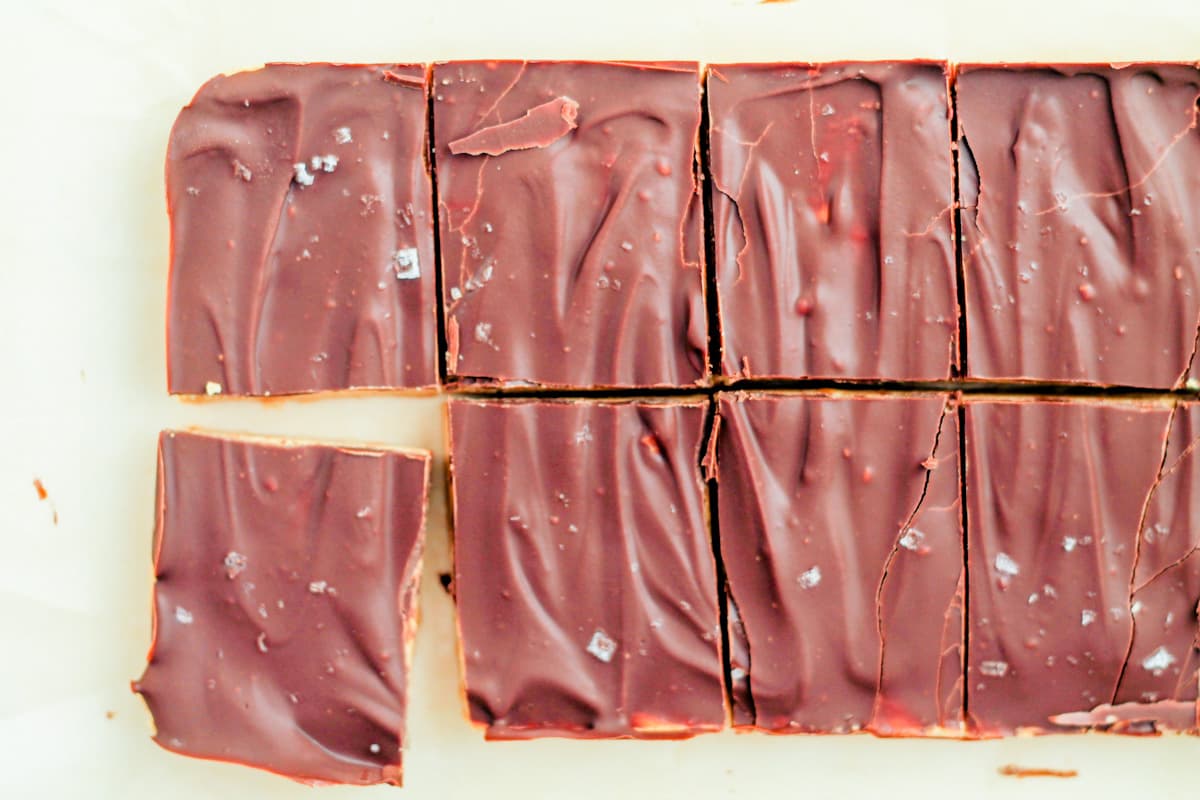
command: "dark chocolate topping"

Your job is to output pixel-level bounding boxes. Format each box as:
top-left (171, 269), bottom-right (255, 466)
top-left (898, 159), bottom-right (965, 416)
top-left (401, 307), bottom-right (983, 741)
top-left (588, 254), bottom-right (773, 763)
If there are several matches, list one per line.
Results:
top-left (957, 65), bottom-right (1200, 388)
top-left (448, 398), bottom-right (725, 737)
top-left (1112, 402), bottom-right (1200, 718)
top-left (133, 431), bottom-right (429, 784)
top-left (707, 62), bottom-right (958, 381)
top-left (434, 61), bottom-right (708, 389)
top-left (964, 400), bottom-right (1180, 735)
top-left (166, 64), bottom-right (437, 396)
top-left (715, 392), bottom-right (963, 734)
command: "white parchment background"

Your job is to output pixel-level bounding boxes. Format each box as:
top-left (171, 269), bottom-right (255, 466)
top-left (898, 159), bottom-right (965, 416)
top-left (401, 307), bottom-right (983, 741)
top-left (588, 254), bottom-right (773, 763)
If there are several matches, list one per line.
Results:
top-left (1, 0), bottom-right (1198, 797)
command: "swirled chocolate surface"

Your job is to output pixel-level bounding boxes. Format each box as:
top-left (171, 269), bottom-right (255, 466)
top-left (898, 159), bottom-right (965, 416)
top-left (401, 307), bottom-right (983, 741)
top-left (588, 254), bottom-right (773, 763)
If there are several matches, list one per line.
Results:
top-left (133, 431), bottom-right (429, 784)
top-left (958, 64), bottom-right (1200, 388)
top-left (707, 62), bottom-right (958, 381)
top-left (166, 63), bottom-right (437, 396)
top-left (963, 399), bottom-right (1196, 735)
top-left (448, 398), bottom-right (725, 737)
top-left (434, 61), bottom-right (708, 389)
top-left (1110, 403), bottom-right (1200, 727)
top-left (715, 392), bottom-right (963, 734)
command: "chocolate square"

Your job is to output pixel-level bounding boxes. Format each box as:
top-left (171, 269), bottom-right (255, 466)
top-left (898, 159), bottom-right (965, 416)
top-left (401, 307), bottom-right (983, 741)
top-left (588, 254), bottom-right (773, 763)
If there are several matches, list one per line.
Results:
top-left (963, 399), bottom-right (1199, 735)
top-left (715, 392), bottom-right (963, 734)
top-left (707, 62), bottom-right (958, 381)
top-left (166, 64), bottom-right (437, 396)
top-left (448, 398), bottom-right (725, 737)
top-left (133, 431), bottom-right (429, 784)
top-left (1111, 404), bottom-right (1200, 729)
top-left (434, 61), bottom-right (708, 389)
top-left (957, 64), bottom-right (1200, 388)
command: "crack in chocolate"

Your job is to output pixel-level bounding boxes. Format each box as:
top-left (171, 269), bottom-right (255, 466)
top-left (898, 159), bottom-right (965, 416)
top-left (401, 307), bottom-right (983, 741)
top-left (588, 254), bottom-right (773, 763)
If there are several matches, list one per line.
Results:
top-left (472, 62), bottom-right (527, 125)
top-left (1033, 92), bottom-right (1199, 216)
top-left (444, 155), bottom-right (489, 234)
top-left (872, 398), bottom-right (953, 724)
top-left (935, 569), bottom-right (966, 727)
top-left (903, 204), bottom-right (955, 239)
top-left (949, 74), bottom-right (968, 378)
top-left (708, 177), bottom-right (748, 285)
top-left (726, 590), bottom-right (756, 724)
top-left (699, 401), bottom-right (735, 726)
top-left (699, 71), bottom-right (723, 380)
top-left (1134, 546), bottom-right (1200, 595)
top-left (1177, 304), bottom-right (1200, 390)
top-left (1112, 405), bottom-right (1180, 703)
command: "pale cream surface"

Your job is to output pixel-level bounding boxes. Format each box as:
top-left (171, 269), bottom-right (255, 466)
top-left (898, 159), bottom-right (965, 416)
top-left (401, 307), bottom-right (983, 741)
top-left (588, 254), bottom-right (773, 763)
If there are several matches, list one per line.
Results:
top-left (2, 0), bottom-right (1198, 798)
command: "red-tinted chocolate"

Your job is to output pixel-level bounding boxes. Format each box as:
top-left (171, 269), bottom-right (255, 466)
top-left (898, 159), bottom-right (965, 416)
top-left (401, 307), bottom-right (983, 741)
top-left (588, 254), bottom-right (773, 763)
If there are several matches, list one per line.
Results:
top-left (133, 431), bottom-right (429, 784)
top-left (707, 62), bottom-right (958, 381)
top-left (434, 61), bottom-right (708, 389)
top-left (1110, 402), bottom-right (1200, 728)
top-left (166, 64), bottom-right (437, 396)
top-left (715, 392), bottom-right (963, 734)
top-left (448, 398), bottom-right (725, 738)
top-left (957, 65), bottom-right (1200, 388)
top-left (963, 400), bottom-right (1187, 735)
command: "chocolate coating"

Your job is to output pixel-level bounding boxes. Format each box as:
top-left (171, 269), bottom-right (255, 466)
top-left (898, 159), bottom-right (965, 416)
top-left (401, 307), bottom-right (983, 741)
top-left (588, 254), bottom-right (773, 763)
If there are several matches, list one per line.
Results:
top-left (964, 400), bottom-right (1179, 735)
top-left (958, 65), bottom-right (1200, 388)
top-left (1112, 402), bottom-right (1200, 724)
top-left (707, 62), bottom-right (958, 381)
top-left (166, 64), bottom-right (437, 396)
top-left (448, 398), bottom-right (725, 737)
top-left (434, 61), bottom-right (708, 389)
top-left (133, 431), bottom-right (429, 784)
top-left (716, 392), bottom-right (963, 734)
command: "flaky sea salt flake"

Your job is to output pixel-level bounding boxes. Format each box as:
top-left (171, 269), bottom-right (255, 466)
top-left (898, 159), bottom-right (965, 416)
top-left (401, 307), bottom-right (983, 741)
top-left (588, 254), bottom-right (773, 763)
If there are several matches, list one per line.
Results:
top-left (980, 660), bottom-right (1008, 678)
top-left (994, 552), bottom-right (1020, 577)
top-left (586, 629), bottom-right (617, 663)
top-left (223, 551), bottom-right (247, 579)
top-left (797, 565), bottom-right (822, 590)
top-left (293, 162), bottom-right (315, 187)
top-left (391, 247), bottom-right (420, 280)
top-left (899, 528), bottom-right (925, 551)
top-left (1142, 646), bottom-right (1176, 676)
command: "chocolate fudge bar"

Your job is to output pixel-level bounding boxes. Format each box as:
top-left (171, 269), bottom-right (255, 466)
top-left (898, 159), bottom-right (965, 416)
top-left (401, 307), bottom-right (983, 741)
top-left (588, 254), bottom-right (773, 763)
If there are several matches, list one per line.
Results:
top-left (707, 62), bottom-right (958, 381)
top-left (166, 64), bottom-right (437, 396)
top-left (965, 399), bottom-right (1199, 735)
top-left (434, 61), bottom-right (708, 389)
top-left (957, 64), bottom-right (1200, 388)
top-left (1053, 402), bottom-right (1200, 734)
top-left (133, 431), bottom-right (430, 784)
top-left (715, 392), bottom-right (963, 734)
top-left (447, 398), bottom-right (725, 737)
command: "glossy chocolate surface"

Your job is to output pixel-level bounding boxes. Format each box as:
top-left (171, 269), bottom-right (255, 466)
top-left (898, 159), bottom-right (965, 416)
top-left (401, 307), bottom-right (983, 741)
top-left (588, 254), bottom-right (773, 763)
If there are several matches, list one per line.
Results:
top-left (715, 392), bottom-right (963, 734)
top-left (434, 61), bottom-right (708, 389)
top-left (964, 400), bottom-right (1196, 735)
top-left (707, 62), bottom-right (958, 381)
top-left (166, 63), bottom-right (437, 396)
top-left (1111, 402), bottom-right (1200, 726)
top-left (448, 398), bottom-right (725, 737)
top-left (958, 65), bottom-right (1200, 388)
top-left (133, 431), bottom-right (429, 784)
